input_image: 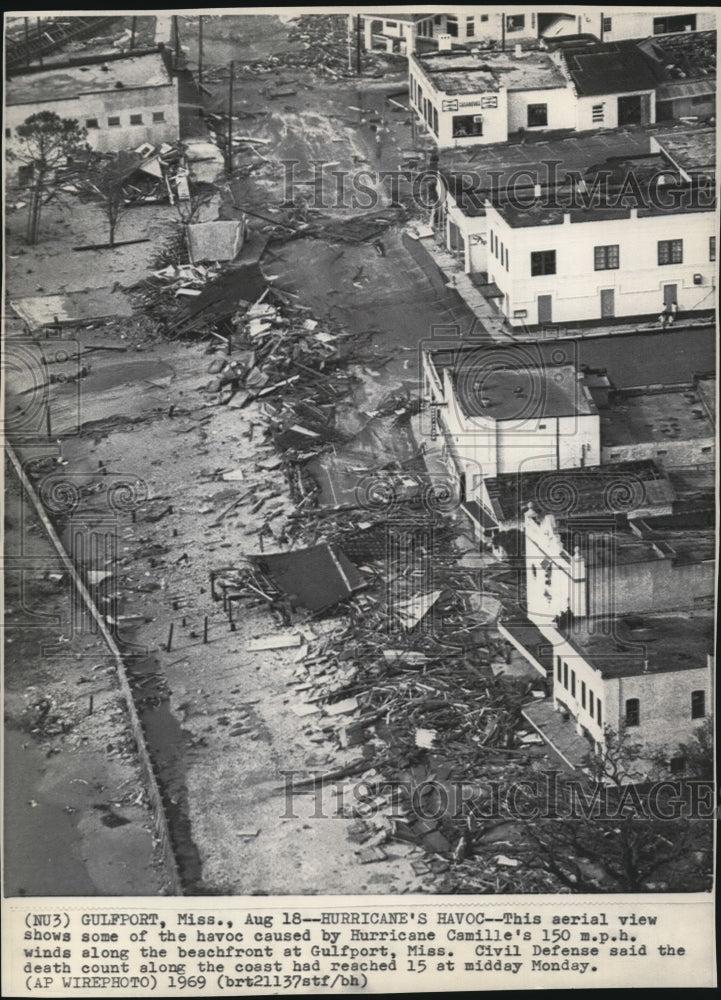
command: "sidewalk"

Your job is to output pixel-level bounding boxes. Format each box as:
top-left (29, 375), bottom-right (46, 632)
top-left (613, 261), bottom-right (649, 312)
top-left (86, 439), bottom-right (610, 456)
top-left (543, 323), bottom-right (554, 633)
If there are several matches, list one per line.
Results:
top-left (414, 235), bottom-right (512, 343)
top-left (411, 232), bottom-right (714, 345)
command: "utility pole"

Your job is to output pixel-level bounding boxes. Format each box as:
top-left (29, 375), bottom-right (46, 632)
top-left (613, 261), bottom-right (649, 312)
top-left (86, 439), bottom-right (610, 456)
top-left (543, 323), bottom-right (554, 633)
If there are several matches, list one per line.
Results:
top-left (227, 60), bottom-right (235, 176)
top-left (173, 15), bottom-right (180, 63)
top-left (347, 14), bottom-right (353, 72)
top-left (600, 12), bottom-right (605, 41)
top-left (24, 17), bottom-right (30, 67)
top-left (355, 14), bottom-right (362, 75)
top-left (501, 13), bottom-right (505, 52)
top-left (37, 17), bottom-right (43, 66)
top-left (198, 15), bottom-right (204, 85)
top-left (130, 16), bottom-right (136, 49)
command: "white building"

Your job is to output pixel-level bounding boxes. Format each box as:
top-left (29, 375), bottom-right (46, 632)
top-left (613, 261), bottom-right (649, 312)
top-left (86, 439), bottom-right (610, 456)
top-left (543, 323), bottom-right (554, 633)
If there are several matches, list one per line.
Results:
top-left (485, 199), bottom-right (715, 328)
top-left (358, 10), bottom-right (552, 55)
top-left (542, 7), bottom-right (716, 41)
top-left (409, 46), bottom-right (573, 147)
top-left (438, 127), bottom-right (716, 327)
top-left (5, 48), bottom-right (180, 180)
top-left (519, 502), bottom-right (714, 764)
top-left (422, 348), bottom-right (601, 512)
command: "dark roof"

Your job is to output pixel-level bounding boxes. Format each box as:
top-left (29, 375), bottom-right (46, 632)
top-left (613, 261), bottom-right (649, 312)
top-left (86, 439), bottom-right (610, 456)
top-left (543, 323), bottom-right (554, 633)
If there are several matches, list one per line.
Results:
top-left (427, 326), bottom-right (715, 393)
top-left (559, 38), bottom-right (658, 96)
top-left (452, 362), bottom-right (596, 421)
top-left (250, 543), bottom-right (365, 613)
top-left (485, 460), bottom-right (675, 524)
top-left (439, 123), bottom-right (716, 218)
top-left (562, 611), bottom-right (713, 678)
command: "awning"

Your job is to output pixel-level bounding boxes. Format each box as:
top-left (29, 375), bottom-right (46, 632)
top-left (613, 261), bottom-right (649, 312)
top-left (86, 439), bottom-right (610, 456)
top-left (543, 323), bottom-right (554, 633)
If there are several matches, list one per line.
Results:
top-left (478, 281), bottom-right (504, 300)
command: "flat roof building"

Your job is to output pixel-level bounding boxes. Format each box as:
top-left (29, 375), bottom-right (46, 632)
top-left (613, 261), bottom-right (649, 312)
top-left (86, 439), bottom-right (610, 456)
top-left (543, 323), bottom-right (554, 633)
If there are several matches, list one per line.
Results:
top-left (5, 48), bottom-right (180, 170)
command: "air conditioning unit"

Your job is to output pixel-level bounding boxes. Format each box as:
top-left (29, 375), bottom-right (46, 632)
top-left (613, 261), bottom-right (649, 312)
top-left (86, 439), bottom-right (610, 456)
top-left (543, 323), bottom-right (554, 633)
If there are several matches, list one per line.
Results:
top-left (693, 273), bottom-right (703, 285)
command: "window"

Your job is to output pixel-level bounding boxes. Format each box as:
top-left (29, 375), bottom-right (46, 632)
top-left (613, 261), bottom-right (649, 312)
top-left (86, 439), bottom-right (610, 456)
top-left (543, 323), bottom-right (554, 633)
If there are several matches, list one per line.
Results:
top-left (506, 14), bottom-right (525, 31)
top-left (658, 239), bottom-right (683, 265)
top-left (5, 127), bottom-right (10, 139)
top-left (500, 240), bottom-right (504, 262)
top-left (130, 113), bottom-right (143, 126)
top-left (581, 681), bottom-right (586, 710)
top-left (592, 104), bottom-right (605, 123)
top-left (531, 250), bottom-right (556, 276)
top-left (691, 690), bottom-right (706, 719)
top-left (107, 116), bottom-right (121, 127)
top-left (597, 700), bottom-right (602, 726)
top-left (505, 247), bottom-right (509, 271)
top-left (654, 14), bottom-right (696, 34)
top-left (452, 113), bottom-right (482, 138)
top-left (18, 163), bottom-right (34, 185)
top-left (527, 104), bottom-right (548, 128)
top-left (446, 15), bottom-right (458, 36)
top-left (481, 14), bottom-right (489, 23)
top-left (571, 670), bottom-right (576, 698)
top-left (625, 698), bottom-right (640, 727)
top-left (466, 16), bottom-right (475, 37)
top-left (563, 662), bottom-right (569, 689)
top-left (670, 756), bottom-right (685, 774)
top-left (556, 656), bottom-right (562, 682)
top-left (432, 106), bottom-right (438, 136)
top-left (710, 237), bottom-right (716, 262)
top-left (153, 111), bottom-right (166, 124)
top-left (85, 117), bottom-right (99, 129)
top-left (385, 20), bottom-right (397, 29)
top-left (602, 16), bottom-right (612, 32)
top-left (589, 690), bottom-right (594, 716)
top-left (594, 244), bottom-right (619, 270)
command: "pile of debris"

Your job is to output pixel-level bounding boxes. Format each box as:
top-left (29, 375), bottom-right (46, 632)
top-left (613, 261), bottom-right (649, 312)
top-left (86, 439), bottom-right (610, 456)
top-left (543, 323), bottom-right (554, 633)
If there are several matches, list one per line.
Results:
top-left (208, 455), bottom-right (550, 890)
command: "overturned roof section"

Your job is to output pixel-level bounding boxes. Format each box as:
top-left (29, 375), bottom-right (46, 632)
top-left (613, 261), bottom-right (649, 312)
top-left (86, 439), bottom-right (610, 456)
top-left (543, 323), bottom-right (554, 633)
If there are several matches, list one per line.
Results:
top-left (187, 221), bottom-right (244, 265)
top-left (250, 543), bottom-right (366, 613)
top-left (168, 263), bottom-right (266, 336)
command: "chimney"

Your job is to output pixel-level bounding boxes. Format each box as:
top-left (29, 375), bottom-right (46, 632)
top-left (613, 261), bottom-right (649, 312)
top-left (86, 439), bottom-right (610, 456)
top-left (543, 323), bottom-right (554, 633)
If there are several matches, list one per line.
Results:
top-left (437, 33), bottom-right (452, 51)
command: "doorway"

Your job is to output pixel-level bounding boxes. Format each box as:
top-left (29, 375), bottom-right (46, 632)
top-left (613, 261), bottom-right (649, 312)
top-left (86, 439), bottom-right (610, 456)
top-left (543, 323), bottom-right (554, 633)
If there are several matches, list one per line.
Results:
top-left (663, 283), bottom-right (678, 306)
top-left (618, 94), bottom-right (641, 125)
top-left (538, 294), bottom-right (552, 325)
top-left (600, 288), bottom-right (615, 318)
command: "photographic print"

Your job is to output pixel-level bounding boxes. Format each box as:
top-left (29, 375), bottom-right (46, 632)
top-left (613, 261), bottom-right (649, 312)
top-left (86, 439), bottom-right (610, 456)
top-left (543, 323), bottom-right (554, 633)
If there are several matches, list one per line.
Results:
top-left (2, 6), bottom-right (717, 994)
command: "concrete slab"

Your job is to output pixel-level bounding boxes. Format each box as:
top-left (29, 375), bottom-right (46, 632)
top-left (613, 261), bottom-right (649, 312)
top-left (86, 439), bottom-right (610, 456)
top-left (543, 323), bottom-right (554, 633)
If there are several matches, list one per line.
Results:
top-left (11, 288), bottom-right (133, 330)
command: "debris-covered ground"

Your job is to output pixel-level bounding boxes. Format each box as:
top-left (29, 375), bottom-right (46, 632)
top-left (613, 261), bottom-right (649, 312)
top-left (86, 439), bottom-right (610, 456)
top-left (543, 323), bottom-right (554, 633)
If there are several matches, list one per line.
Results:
top-left (4, 466), bottom-right (168, 896)
top-left (4, 13), bottom-right (712, 897)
